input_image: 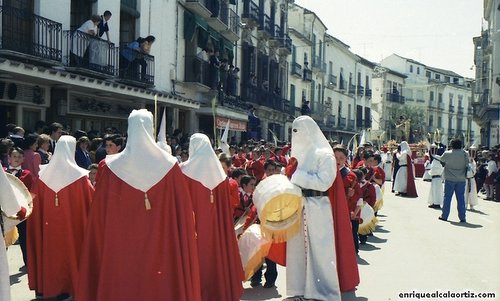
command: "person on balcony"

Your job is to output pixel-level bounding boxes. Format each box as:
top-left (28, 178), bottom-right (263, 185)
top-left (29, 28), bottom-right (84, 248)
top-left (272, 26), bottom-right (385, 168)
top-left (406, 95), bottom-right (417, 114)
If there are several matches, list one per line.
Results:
top-left (208, 49), bottom-right (220, 90)
top-left (98, 11), bottom-right (112, 42)
top-left (300, 100), bottom-right (311, 116)
top-left (70, 15), bottom-right (102, 67)
top-left (120, 35), bottom-right (156, 82)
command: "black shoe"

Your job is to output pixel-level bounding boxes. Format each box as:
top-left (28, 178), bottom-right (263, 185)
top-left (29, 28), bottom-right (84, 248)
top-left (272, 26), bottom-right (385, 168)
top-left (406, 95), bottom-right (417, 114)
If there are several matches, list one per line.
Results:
top-left (428, 204), bottom-right (441, 209)
top-left (460, 219), bottom-right (467, 223)
top-left (438, 216), bottom-right (447, 222)
top-left (263, 282), bottom-right (276, 288)
top-left (250, 281), bottom-right (261, 287)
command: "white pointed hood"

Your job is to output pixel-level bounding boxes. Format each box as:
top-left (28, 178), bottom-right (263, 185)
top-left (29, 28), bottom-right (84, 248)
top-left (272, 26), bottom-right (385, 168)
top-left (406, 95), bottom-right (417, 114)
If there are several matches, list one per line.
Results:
top-left (0, 168), bottom-right (25, 217)
top-left (106, 109), bottom-right (176, 192)
top-left (180, 133), bottom-right (226, 190)
top-left (39, 135), bottom-right (89, 192)
top-left (156, 107), bottom-right (172, 155)
top-left (219, 119), bottom-right (230, 155)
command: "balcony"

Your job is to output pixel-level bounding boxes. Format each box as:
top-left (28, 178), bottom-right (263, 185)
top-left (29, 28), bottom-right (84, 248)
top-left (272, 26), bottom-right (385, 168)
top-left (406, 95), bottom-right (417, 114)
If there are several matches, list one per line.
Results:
top-left (269, 24), bottom-right (281, 47)
top-left (64, 30), bottom-right (117, 77)
top-left (291, 62), bottom-right (302, 77)
top-left (457, 106), bottom-right (464, 115)
top-left (338, 117), bottom-right (346, 128)
top-left (241, 0), bottom-right (259, 27)
top-left (218, 94), bottom-right (248, 111)
top-left (0, 5), bottom-right (62, 63)
top-left (312, 56), bottom-right (326, 73)
top-left (386, 92), bottom-right (405, 103)
top-left (303, 68), bottom-right (312, 81)
top-left (278, 34), bottom-right (292, 55)
top-left (357, 85), bottom-right (365, 96)
top-left (437, 101), bottom-right (445, 110)
top-left (365, 88), bottom-right (372, 97)
top-left (258, 13), bottom-right (273, 38)
top-left (449, 105), bottom-right (455, 113)
top-left (225, 8), bottom-right (240, 42)
top-left (183, 55), bottom-right (211, 91)
top-left (327, 114), bottom-right (336, 126)
top-left (348, 119), bottom-right (355, 130)
top-left (339, 80), bottom-right (347, 92)
top-left (326, 74), bottom-right (337, 89)
top-left (348, 84), bottom-right (356, 95)
top-left (241, 83), bottom-right (288, 111)
top-left (185, 0), bottom-right (212, 20)
top-left (118, 46), bottom-right (154, 87)
top-left (207, 1), bottom-right (229, 32)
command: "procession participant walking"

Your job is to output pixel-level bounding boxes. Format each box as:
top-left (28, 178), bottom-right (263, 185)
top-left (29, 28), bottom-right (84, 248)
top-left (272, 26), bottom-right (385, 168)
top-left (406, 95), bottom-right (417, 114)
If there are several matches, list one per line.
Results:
top-left (427, 145), bottom-right (444, 209)
top-left (393, 141), bottom-right (418, 197)
top-left (27, 136), bottom-right (94, 300)
top-left (76, 109), bottom-right (201, 301)
top-left (180, 133), bottom-right (243, 301)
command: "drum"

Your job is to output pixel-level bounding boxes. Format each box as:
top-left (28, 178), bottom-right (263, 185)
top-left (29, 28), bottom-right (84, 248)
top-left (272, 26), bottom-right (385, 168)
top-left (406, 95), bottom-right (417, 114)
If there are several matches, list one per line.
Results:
top-left (238, 224), bottom-right (272, 281)
top-left (373, 184), bottom-right (384, 212)
top-left (358, 202), bottom-right (378, 235)
top-left (253, 174), bottom-right (303, 242)
top-left (1, 173), bottom-right (33, 233)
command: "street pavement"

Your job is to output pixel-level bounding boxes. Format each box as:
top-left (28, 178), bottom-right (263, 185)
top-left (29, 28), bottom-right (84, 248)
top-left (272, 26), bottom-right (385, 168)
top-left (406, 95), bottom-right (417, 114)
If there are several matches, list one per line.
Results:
top-left (8, 178), bottom-right (500, 301)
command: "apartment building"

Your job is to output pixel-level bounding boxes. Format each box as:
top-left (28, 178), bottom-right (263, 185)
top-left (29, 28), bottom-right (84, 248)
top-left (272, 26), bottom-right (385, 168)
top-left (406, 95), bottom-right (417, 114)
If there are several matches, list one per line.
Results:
top-left (472, 0), bottom-right (500, 147)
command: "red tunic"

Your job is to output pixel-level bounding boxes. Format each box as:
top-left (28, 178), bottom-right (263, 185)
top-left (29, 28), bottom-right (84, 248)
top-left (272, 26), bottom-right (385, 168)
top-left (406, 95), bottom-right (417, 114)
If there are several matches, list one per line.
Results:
top-left (76, 163), bottom-right (201, 301)
top-left (406, 155), bottom-right (418, 197)
top-left (27, 177), bottom-right (94, 298)
top-left (183, 177), bottom-right (244, 301)
top-left (329, 170), bottom-right (361, 292)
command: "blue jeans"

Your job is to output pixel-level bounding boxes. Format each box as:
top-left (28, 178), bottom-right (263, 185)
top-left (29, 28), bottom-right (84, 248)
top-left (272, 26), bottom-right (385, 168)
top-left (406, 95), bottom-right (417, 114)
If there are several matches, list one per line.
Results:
top-left (442, 180), bottom-right (466, 221)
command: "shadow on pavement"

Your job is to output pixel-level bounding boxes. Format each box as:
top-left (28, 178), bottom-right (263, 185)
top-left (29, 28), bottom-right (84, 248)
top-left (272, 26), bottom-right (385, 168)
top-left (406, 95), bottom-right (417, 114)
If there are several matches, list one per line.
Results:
top-left (449, 221), bottom-right (483, 228)
top-left (374, 226), bottom-right (390, 233)
top-left (367, 236), bottom-right (388, 244)
top-left (375, 214), bottom-right (387, 217)
top-left (241, 286), bottom-right (282, 300)
top-left (341, 290), bottom-right (369, 301)
top-left (358, 243), bottom-right (381, 251)
top-left (467, 208), bottom-right (488, 215)
top-left (356, 255), bottom-right (369, 265)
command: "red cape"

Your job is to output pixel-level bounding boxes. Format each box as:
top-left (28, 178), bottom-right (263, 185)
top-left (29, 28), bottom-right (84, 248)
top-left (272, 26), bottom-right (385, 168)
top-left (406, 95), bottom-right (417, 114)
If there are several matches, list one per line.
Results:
top-left (405, 155), bottom-right (418, 197)
top-left (27, 177), bottom-right (94, 298)
top-left (184, 177), bottom-right (243, 301)
top-left (76, 163), bottom-right (201, 301)
top-left (329, 170), bottom-right (360, 292)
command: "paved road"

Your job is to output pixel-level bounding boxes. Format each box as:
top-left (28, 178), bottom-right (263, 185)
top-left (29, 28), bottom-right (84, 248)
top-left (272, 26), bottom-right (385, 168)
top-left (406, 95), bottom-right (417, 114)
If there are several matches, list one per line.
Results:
top-left (9, 179), bottom-right (500, 300)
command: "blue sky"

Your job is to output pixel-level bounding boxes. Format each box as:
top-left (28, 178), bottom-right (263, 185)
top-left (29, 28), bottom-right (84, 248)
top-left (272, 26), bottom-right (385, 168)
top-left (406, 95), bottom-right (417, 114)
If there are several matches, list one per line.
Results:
top-left (294, 0), bottom-right (483, 78)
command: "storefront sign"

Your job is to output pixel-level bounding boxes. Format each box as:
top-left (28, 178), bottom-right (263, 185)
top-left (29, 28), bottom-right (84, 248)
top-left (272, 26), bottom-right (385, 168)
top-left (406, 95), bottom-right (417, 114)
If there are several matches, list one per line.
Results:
top-left (215, 116), bottom-right (247, 132)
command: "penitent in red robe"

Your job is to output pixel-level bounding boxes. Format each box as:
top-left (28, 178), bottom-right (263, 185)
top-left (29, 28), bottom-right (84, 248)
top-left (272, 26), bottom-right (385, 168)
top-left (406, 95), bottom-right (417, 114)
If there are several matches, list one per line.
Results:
top-left (76, 163), bottom-right (201, 301)
top-left (183, 176), bottom-right (244, 301)
top-left (329, 170), bottom-right (360, 292)
top-left (27, 177), bottom-right (94, 299)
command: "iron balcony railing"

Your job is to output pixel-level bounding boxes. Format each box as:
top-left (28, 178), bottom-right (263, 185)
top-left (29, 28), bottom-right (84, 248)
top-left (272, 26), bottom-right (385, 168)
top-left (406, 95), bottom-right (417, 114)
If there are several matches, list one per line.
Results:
top-left (291, 62), bottom-right (302, 76)
top-left (242, 0), bottom-right (259, 24)
top-left (348, 84), bottom-right (356, 95)
top-left (437, 101), bottom-right (445, 110)
top-left (348, 119), bottom-right (355, 130)
top-left (365, 88), bottom-right (372, 97)
top-left (119, 45), bottom-right (155, 85)
top-left (303, 68), bottom-right (312, 81)
top-left (0, 5), bottom-right (62, 62)
top-left (64, 30), bottom-right (117, 75)
top-left (312, 56), bottom-right (326, 72)
top-left (357, 85), bottom-right (365, 95)
top-left (449, 105), bottom-right (455, 113)
top-left (184, 55), bottom-right (211, 88)
top-left (273, 24), bottom-right (282, 39)
top-left (241, 83), bottom-right (288, 111)
top-left (328, 74), bottom-right (337, 86)
top-left (339, 79), bottom-right (346, 91)
top-left (338, 117), bottom-right (346, 127)
top-left (258, 13), bottom-right (273, 36)
top-left (280, 34), bottom-right (292, 53)
top-left (386, 92), bottom-right (405, 103)
top-left (228, 8), bottom-right (240, 36)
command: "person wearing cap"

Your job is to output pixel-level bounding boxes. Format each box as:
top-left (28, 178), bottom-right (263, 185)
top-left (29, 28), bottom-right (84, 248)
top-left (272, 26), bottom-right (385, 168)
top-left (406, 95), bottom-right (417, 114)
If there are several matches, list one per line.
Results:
top-left (0, 167), bottom-right (30, 301)
top-left (76, 109), bottom-right (201, 301)
top-left (180, 133), bottom-right (244, 301)
top-left (27, 136), bottom-right (94, 300)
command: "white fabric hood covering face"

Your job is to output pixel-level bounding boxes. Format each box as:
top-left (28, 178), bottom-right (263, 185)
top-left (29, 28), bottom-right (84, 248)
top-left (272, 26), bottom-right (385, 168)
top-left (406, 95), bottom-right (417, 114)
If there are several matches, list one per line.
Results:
top-left (39, 135), bottom-right (89, 193)
top-left (290, 116), bottom-right (336, 190)
top-left (106, 109), bottom-right (176, 192)
top-left (180, 133), bottom-right (226, 190)
top-left (400, 141), bottom-right (411, 155)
